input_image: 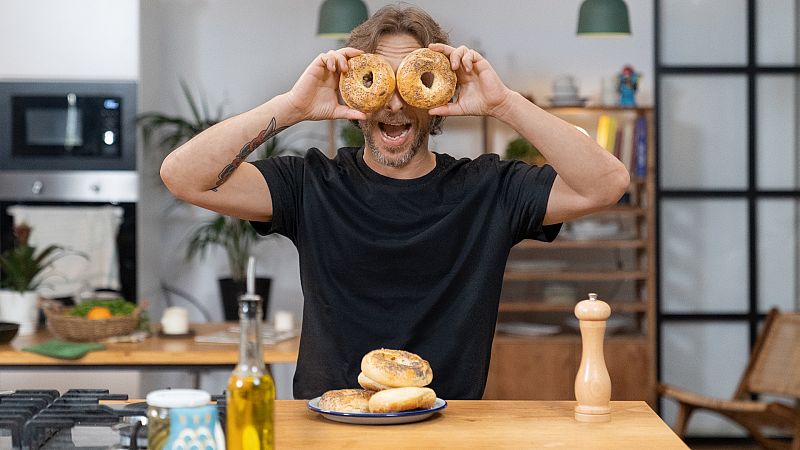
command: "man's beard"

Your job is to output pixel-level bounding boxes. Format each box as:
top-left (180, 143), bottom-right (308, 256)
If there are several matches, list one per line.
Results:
top-left (362, 116), bottom-right (430, 168)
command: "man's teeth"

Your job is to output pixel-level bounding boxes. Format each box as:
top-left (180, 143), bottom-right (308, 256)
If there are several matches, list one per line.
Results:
top-left (381, 124), bottom-right (410, 140)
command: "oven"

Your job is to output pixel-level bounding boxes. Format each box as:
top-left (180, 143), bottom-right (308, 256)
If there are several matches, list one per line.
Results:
top-left (0, 80), bottom-right (138, 302)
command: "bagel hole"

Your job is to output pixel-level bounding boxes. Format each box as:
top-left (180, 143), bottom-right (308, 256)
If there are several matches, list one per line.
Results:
top-left (362, 71), bottom-right (374, 88)
top-left (420, 72), bottom-right (434, 89)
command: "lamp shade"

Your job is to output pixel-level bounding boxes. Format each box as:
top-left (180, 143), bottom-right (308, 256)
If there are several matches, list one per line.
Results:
top-left (317, 0), bottom-right (368, 39)
top-left (577, 0), bottom-right (631, 37)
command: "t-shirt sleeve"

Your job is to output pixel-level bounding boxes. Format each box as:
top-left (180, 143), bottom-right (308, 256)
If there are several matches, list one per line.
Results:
top-left (497, 160), bottom-right (562, 244)
top-left (248, 156), bottom-right (304, 242)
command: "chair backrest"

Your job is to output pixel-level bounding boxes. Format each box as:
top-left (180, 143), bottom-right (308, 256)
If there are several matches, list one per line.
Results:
top-left (738, 310), bottom-right (800, 399)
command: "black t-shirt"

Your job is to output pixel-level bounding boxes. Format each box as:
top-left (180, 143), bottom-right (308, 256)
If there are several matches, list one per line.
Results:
top-left (250, 147), bottom-right (560, 400)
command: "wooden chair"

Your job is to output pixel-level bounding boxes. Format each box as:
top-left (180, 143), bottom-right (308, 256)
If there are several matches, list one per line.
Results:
top-left (657, 308), bottom-right (800, 450)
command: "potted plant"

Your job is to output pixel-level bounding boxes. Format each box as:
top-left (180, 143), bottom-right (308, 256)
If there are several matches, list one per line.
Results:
top-left (0, 223), bottom-right (79, 335)
top-left (139, 81), bottom-right (305, 320)
top-left (185, 215), bottom-right (270, 320)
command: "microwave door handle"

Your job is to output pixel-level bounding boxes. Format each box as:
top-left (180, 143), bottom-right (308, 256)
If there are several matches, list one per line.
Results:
top-left (64, 92), bottom-right (80, 151)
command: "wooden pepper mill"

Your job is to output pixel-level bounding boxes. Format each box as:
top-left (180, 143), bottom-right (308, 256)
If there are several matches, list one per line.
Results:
top-left (574, 292), bottom-right (612, 422)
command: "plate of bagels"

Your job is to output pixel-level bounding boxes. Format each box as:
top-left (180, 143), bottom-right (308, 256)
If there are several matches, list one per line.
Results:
top-left (307, 348), bottom-right (447, 425)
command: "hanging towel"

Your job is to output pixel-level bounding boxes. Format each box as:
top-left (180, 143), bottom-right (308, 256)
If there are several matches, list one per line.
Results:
top-left (7, 205), bottom-right (124, 298)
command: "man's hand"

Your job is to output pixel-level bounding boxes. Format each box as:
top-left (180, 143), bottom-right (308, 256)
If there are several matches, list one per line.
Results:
top-left (427, 43), bottom-right (514, 119)
top-left (284, 47), bottom-right (368, 123)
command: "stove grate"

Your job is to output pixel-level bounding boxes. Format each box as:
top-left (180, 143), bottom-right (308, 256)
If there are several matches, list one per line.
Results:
top-left (0, 389), bottom-right (227, 450)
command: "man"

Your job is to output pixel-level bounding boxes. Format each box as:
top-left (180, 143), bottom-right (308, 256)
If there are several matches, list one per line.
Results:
top-left (160, 5), bottom-right (629, 400)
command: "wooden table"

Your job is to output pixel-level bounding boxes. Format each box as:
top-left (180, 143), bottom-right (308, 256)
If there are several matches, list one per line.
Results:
top-left (0, 323), bottom-right (299, 385)
top-left (280, 400), bottom-right (688, 449)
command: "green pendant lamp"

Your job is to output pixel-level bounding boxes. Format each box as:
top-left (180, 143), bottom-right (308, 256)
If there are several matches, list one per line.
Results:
top-left (577, 0), bottom-right (631, 37)
top-left (317, 0), bottom-right (369, 39)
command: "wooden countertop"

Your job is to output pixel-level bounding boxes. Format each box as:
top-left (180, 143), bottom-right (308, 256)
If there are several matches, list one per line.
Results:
top-left (0, 322), bottom-right (299, 366)
top-left (278, 400), bottom-right (687, 449)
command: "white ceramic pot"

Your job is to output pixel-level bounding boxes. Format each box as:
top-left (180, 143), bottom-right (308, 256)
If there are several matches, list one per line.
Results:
top-left (0, 290), bottom-right (40, 336)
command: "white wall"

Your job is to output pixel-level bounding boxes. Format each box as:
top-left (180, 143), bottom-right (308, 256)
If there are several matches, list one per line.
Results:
top-left (0, 0), bottom-right (139, 80)
top-left (138, 0), bottom-right (654, 399)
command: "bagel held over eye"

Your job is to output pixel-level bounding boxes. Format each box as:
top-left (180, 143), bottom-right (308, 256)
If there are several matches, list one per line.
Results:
top-left (361, 348), bottom-right (433, 388)
top-left (339, 53), bottom-right (396, 113)
top-left (396, 47), bottom-right (457, 109)
top-left (368, 387), bottom-right (437, 413)
top-left (317, 388), bottom-right (376, 413)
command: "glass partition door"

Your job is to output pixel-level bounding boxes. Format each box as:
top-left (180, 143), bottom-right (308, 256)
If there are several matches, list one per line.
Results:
top-left (656, 0), bottom-right (800, 438)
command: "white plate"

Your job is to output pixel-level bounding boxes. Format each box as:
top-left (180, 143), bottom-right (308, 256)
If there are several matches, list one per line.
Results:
top-left (506, 260), bottom-right (568, 272)
top-left (563, 316), bottom-right (631, 333)
top-left (307, 397), bottom-right (447, 425)
top-left (496, 322), bottom-right (562, 336)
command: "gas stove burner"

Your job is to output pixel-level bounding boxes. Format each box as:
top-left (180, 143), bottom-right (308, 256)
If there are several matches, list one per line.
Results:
top-left (114, 420), bottom-right (147, 450)
top-left (0, 389), bottom-right (226, 450)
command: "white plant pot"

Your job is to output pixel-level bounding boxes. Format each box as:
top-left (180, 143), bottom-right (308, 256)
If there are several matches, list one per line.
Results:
top-left (0, 290), bottom-right (40, 336)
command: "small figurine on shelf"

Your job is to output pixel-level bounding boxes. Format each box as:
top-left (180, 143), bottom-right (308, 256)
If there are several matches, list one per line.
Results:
top-left (617, 65), bottom-right (640, 107)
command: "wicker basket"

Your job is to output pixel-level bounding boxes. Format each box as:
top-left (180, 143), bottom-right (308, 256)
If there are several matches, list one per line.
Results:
top-left (43, 302), bottom-right (142, 342)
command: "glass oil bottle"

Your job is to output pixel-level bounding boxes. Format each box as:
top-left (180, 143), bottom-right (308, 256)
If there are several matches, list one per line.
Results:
top-left (226, 257), bottom-right (275, 449)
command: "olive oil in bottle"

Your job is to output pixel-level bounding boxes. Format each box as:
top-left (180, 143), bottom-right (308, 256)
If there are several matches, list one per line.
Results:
top-left (227, 257), bottom-right (275, 450)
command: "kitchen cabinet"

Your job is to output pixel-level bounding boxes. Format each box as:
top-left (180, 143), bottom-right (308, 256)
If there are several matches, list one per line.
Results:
top-left (482, 106), bottom-right (657, 406)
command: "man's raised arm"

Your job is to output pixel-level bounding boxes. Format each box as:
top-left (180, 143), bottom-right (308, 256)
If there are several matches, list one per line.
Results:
top-left (159, 47), bottom-right (367, 222)
top-left (426, 43), bottom-right (630, 226)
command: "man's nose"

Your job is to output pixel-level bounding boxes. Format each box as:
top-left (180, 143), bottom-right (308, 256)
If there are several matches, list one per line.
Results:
top-left (384, 89), bottom-right (404, 112)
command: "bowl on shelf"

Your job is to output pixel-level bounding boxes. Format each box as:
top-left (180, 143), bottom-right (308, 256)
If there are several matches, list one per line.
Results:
top-left (548, 96), bottom-right (588, 107)
top-left (0, 322), bottom-right (20, 344)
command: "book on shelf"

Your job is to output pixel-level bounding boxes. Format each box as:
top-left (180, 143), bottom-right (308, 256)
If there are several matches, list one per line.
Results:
top-left (618, 119), bottom-right (635, 172)
top-left (633, 115), bottom-right (648, 177)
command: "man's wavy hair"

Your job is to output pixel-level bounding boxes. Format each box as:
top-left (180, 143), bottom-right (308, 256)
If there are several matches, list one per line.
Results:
top-left (345, 4), bottom-right (450, 135)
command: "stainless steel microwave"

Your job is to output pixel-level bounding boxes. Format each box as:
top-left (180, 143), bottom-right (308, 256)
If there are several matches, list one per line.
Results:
top-left (0, 81), bottom-right (137, 171)
top-left (0, 81), bottom-right (137, 202)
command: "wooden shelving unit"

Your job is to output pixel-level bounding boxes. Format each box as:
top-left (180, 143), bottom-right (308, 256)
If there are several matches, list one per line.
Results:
top-left (483, 106), bottom-right (657, 407)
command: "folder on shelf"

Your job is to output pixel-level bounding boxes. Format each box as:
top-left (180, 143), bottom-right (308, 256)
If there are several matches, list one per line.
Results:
top-left (596, 114), bottom-right (618, 153)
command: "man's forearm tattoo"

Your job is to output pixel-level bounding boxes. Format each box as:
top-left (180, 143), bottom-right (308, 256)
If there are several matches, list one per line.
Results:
top-left (212, 117), bottom-right (288, 191)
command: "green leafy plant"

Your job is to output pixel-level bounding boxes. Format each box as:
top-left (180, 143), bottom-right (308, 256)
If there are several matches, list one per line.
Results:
top-left (185, 215), bottom-right (260, 283)
top-left (340, 122), bottom-right (365, 147)
top-left (138, 79), bottom-right (225, 162)
top-left (505, 136), bottom-right (545, 166)
top-left (0, 224), bottom-right (80, 293)
top-left (71, 298), bottom-right (136, 317)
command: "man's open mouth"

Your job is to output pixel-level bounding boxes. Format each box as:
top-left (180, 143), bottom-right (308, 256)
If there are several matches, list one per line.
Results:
top-left (379, 122), bottom-right (411, 141)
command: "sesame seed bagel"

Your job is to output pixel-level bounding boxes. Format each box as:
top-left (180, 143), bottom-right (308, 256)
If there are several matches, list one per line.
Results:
top-left (339, 53), bottom-right (396, 112)
top-left (361, 349), bottom-right (433, 388)
top-left (368, 386), bottom-right (437, 413)
top-left (396, 48), bottom-right (457, 109)
top-left (317, 388), bottom-right (376, 413)
top-left (357, 371), bottom-right (392, 391)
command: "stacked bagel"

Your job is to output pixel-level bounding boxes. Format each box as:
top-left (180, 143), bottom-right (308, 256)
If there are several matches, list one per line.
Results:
top-left (318, 349), bottom-right (437, 413)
